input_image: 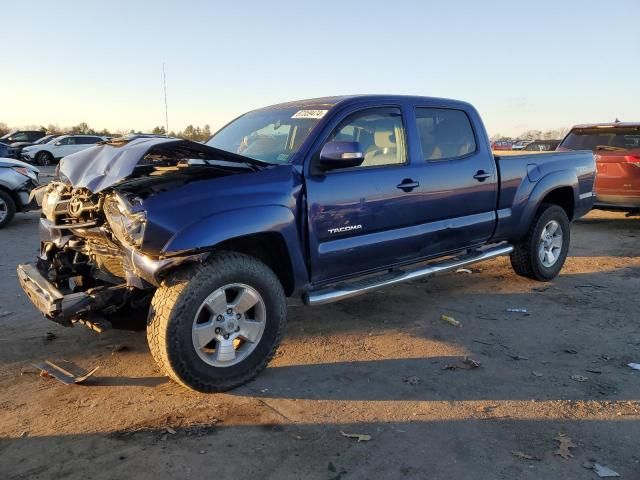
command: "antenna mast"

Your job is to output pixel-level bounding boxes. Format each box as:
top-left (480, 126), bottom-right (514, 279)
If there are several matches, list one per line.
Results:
top-left (162, 62), bottom-right (169, 133)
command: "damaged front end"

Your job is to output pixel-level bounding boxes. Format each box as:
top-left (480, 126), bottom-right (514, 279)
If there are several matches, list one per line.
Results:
top-left (19, 181), bottom-right (205, 328)
top-left (17, 137), bottom-right (252, 328)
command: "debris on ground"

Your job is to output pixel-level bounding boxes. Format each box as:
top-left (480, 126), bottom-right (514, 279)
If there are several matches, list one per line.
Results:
top-left (441, 314), bottom-right (460, 327)
top-left (531, 371), bottom-right (544, 377)
top-left (506, 308), bottom-right (528, 314)
top-left (403, 375), bottom-right (421, 386)
top-left (43, 332), bottom-right (57, 342)
top-left (585, 369), bottom-right (602, 374)
top-left (444, 357), bottom-right (481, 370)
top-left (564, 348), bottom-right (578, 354)
top-left (570, 374), bottom-right (588, 382)
top-left (33, 360), bottom-right (99, 385)
top-left (166, 427), bottom-right (176, 435)
top-left (553, 433), bottom-right (576, 459)
top-left (0, 311), bottom-right (13, 318)
top-left (511, 450), bottom-right (541, 461)
top-left (111, 344), bottom-right (130, 354)
top-left (628, 362), bottom-right (640, 370)
top-left (340, 431), bottom-right (371, 442)
top-left (19, 431), bottom-right (29, 438)
top-left (510, 354), bottom-right (529, 361)
top-left (592, 463), bottom-right (620, 477)
top-left (455, 268), bottom-right (472, 274)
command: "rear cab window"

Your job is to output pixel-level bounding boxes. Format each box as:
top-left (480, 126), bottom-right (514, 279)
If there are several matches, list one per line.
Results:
top-left (415, 108), bottom-right (477, 161)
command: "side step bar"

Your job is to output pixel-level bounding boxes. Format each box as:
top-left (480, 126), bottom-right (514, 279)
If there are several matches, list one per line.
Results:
top-left (304, 244), bottom-right (514, 306)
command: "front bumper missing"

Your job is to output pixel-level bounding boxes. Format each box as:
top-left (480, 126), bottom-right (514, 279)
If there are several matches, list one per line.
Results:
top-left (16, 264), bottom-right (115, 324)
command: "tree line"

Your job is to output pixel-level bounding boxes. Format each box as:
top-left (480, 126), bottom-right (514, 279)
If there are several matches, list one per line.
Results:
top-left (0, 122), bottom-right (213, 143)
top-left (490, 128), bottom-right (569, 143)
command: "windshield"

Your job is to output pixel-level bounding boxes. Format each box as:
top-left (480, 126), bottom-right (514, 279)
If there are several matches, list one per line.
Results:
top-left (35, 135), bottom-right (56, 144)
top-left (206, 106), bottom-right (328, 164)
top-left (0, 131), bottom-right (16, 141)
top-left (560, 127), bottom-right (640, 152)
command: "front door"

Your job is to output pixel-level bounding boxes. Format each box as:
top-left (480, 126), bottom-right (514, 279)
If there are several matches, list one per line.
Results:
top-left (305, 106), bottom-right (428, 284)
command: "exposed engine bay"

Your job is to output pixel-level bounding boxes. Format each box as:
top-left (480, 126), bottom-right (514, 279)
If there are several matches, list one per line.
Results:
top-left (25, 137), bottom-right (258, 328)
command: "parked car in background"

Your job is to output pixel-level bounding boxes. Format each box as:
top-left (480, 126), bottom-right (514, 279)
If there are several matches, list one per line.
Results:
top-left (0, 157), bottom-right (39, 228)
top-left (511, 140), bottom-right (531, 150)
top-left (21, 134), bottom-right (108, 165)
top-left (491, 140), bottom-right (513, 151)
top-left (6, 134), bottom-right (61, 159)
top-left (558, 123), bottom-right (640, 212)
top-left (17, 95), bottom-right (595, 392)
top-left (0, 130), bottom-right (47, 145)
top-left (523, 139), bottom-right (560, 152)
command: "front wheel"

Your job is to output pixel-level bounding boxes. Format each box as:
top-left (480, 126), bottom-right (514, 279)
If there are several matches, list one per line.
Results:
top-left (0, 190), bottom-right (16, 229)
top-left (510, 204), bottom-right (570, 281)
top-left (147, 252), bottom-right (287, 392)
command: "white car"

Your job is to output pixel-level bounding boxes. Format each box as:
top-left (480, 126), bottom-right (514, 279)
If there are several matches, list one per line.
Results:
top-left (21, 134), bottom-right (108, 166)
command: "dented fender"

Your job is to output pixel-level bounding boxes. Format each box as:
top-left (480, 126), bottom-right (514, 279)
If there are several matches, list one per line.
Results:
top-left (162, 205), bottom-right (309, 293)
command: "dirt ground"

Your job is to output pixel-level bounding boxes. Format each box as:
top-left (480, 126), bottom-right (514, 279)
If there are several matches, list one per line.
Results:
top-left (1, 185), bottom-right (639, 478)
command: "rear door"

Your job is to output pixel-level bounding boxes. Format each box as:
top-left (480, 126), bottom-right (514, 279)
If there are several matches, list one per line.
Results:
top-left (407, 106), bottom-right (498, 256)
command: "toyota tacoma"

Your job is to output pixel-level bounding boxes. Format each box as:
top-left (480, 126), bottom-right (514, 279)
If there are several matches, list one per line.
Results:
top-left (17, 95), bottom-right (596, 392)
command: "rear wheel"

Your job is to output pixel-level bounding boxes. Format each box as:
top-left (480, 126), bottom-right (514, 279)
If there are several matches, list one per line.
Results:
top-left (147, 252), bottom-right (287, 392)
top-left (510, 204), bottom-right (570, 281)
top-left (36, 151), bottom-right (53, 166)
top-left (0, 190), bottom-right (16, 229)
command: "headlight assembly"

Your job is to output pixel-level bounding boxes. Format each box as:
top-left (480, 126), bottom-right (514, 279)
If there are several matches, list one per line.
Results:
top-left (104, 193), bottom-right (147, 248)
top-left (41, 188), bottom-right (60, 221)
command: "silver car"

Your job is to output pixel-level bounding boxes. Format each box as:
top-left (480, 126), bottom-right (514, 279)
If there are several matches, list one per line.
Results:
top-left (0, 157), bottom-right (40, 228)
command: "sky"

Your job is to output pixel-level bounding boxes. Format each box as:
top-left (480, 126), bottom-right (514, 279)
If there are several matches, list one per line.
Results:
top-left (1, 0), bottom-right (638, 137)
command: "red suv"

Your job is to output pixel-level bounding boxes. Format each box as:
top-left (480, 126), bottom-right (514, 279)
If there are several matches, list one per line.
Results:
top-left (558, 123), bottom-right (640, 212)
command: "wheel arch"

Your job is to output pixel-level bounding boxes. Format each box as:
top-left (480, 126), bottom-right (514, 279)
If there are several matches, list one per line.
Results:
top-left (515, 170), bottom-right (578, 239)
top-left (0, 184), bottom-right (21, 211)
top-left (162, 205), bottom-right (309, 296)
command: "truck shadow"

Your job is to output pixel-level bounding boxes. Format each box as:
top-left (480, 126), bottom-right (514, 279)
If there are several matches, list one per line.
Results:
top-left (1, 418), bottom-right (637, 479)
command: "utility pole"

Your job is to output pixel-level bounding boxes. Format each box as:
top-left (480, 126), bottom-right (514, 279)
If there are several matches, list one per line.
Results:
top-left (162, 62), bottom-right (169, 134)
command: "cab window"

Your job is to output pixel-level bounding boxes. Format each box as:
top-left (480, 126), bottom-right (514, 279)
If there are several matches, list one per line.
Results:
top-left (416, 108), bottom-right (476, 161)
top-left (326, 107), bottom-right (406, 168)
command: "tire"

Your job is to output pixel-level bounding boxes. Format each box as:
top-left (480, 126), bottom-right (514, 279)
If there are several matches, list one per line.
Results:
top-left (147, 252), bottom-right (287, 392)
top-left (510, 204), bottom-right (570, 281)
top-left (36, 151), bottom-right (53, 166)
top-left (0, 190), bottom-right (16, 229)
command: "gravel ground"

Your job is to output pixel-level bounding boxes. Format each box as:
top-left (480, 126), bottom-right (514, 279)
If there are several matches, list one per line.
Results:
top-left (0, 187), bottom-right (638, 479)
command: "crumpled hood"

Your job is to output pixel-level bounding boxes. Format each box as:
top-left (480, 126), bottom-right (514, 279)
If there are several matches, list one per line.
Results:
top-left (59, 137), bottom-right (261, 193)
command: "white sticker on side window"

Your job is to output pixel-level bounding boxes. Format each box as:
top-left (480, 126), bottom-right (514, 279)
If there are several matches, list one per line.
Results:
top-left (291, 109), bottom-right (328, 119)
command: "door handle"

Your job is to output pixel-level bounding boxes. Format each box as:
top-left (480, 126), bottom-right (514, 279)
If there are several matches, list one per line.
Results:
top-left (397, 179), bottom-right (420, 192)
top-left (473, 170), bottom-right (491, 182)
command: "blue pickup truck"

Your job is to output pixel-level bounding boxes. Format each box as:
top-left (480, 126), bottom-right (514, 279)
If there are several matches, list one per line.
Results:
top-left (17, 95), bottom-right (595, 392)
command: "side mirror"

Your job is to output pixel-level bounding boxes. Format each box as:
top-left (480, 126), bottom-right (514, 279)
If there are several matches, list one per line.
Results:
top-left (319, 141), bottom-right (364, 169)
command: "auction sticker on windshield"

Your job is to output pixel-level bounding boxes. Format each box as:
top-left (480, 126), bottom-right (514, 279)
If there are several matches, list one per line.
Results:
top-left (291, 109), bottom-right (328, 119)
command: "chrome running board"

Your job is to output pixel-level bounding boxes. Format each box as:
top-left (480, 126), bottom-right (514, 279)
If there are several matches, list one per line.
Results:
top-left (304, 244), bottom-right (514, 306)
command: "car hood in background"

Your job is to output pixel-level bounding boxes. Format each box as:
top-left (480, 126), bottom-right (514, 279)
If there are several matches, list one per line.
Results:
top-left (0, 157), bottom-right (40, 172)
top-left (58, 137), bottom-right (264, 193)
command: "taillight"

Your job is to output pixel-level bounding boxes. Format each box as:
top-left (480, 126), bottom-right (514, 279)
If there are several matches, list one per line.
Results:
top-left (624, 155), bottom-right (640, 167)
